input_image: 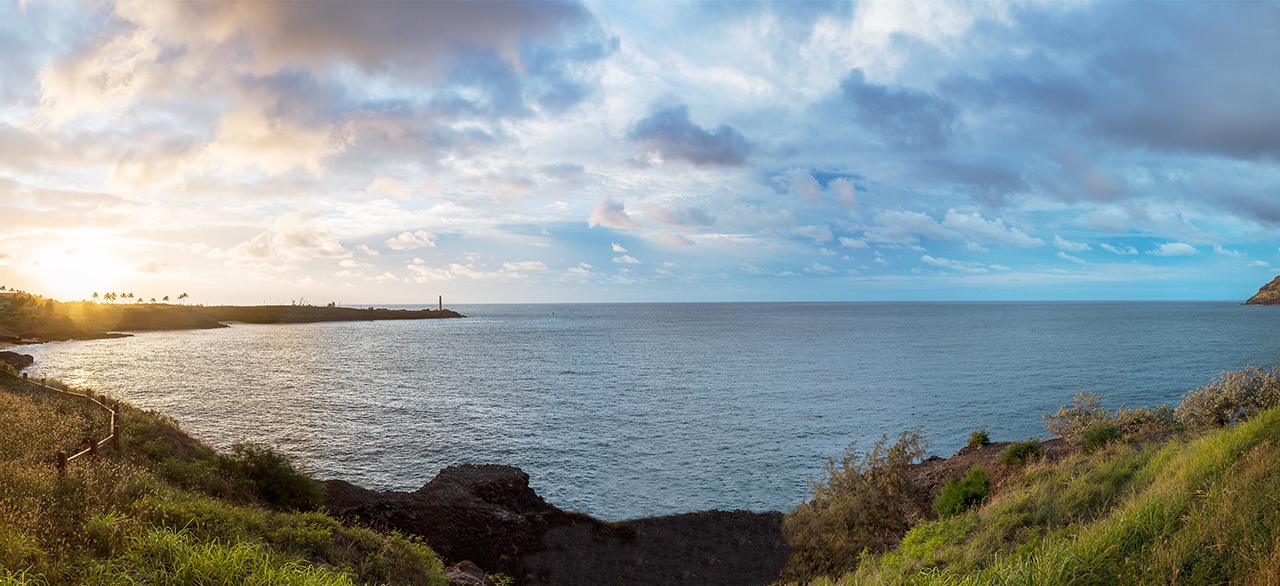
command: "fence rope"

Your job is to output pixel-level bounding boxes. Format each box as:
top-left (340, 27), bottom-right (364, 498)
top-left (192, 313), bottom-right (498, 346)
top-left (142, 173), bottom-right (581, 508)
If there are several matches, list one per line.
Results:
top-left (0, 369), bottom-right (121, 476)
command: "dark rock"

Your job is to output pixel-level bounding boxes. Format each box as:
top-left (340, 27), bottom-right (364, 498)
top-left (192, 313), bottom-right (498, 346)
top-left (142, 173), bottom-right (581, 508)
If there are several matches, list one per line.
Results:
top-left (445, 561), bottom-right (496, 586)
top-left (0, 351), bottom-right (34, 372)
top-left (324, 464), bottom-right (790, 586)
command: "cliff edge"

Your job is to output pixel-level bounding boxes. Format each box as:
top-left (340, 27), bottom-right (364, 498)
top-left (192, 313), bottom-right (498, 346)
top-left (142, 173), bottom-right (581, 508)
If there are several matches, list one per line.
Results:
top-left (1245, 275), bottom-right (1280, 305)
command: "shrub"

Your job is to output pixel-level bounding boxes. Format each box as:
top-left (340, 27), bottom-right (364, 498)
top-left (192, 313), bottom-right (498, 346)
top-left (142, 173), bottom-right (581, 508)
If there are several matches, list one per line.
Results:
top-left (1175, 365), bottom-right (1280, 429)
top-left (1081, 421), bottom-right (1121, 454)
top-left (967, 428), bottom-right (990, 449)
top-left (224, 442), bottom-right (324, 512)
top-left (1112, 403), bottom-right (1175, 437)
top-left (1043, 392), bottom-right (1108, 443)
top-left (999, 439), bottom-right (1043, 466)
top-left (781, 431), bottom-right (931, 582)
top-left (933, 467), bottom-right (990, 518)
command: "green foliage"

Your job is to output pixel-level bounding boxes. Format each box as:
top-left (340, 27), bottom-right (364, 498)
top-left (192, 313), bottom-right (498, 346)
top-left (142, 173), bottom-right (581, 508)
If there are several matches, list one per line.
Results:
top-left (225, 442), bottom-right (325, 512)
top-left (933, 467), bottom-right (989, 518)
top-left (966, 428), bottom-right (990, 449)
top-left (1080, 421), bottom-right (1121, 454)
top-left (999, 439), bottom-right (1043, 466)
top-left (0, 383), bottom-right (449, 586)
top-left (781, 431), bottom-right (931, 582)
top-left (1042, 392), bottom-right (1108, 443)
top-left (1110, 403), bottom-right (1175, 437)
top-left (1175, 365), bottom-right (1280, 428)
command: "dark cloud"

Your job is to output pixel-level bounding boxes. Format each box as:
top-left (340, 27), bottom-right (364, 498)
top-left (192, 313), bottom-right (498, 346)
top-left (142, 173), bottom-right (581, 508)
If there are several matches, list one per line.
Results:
top-left (628, 104), bottom-right (752, 167)
top-left (151, 1), bottom-right (597, 77)
top-left (839, 69), bottom-right (959, 150)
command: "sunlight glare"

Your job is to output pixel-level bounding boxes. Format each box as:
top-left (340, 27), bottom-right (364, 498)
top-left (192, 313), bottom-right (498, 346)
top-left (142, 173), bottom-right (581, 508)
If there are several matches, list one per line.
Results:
top-left (33, 233), bottom-right (127, 301)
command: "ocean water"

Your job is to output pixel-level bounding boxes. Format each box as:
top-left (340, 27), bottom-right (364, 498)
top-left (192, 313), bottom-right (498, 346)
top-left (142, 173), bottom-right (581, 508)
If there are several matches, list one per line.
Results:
top-left (18, 302), bottom-right (1280, 520)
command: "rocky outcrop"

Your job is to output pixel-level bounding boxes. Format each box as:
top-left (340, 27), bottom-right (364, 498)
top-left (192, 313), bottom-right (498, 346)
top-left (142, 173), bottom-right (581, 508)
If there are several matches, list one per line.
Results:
top-left (0, 351), bottom-right (34, 372)
top-left (1245, 275), bottom-right (1280, 305)
top-left (324, 464), bottom-right (790, 586)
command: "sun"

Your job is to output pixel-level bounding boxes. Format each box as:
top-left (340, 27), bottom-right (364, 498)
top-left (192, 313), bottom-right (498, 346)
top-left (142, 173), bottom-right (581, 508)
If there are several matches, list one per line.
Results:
top-left (32, 233), bottom-right (127, 301)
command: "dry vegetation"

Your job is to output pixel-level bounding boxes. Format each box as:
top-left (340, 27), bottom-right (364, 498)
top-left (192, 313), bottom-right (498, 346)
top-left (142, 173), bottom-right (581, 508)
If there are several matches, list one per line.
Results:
top-left (782, 365), bottom-right (1280, 585)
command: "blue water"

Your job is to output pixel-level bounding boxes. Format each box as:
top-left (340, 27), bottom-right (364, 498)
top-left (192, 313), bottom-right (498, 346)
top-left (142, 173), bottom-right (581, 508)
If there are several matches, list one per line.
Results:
top-left (18, 302), bottom-right (1280, 520)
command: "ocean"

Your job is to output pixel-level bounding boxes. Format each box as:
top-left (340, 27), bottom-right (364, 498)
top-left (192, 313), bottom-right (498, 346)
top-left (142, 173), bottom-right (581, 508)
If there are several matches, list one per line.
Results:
top-left (18, 302), bottom-right (1280, 520)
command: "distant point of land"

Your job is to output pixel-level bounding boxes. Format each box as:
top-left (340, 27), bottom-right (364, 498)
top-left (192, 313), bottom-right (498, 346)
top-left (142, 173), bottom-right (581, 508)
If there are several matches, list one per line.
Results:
top-left (0, 295), bottom-right (463, 346)
top-left (1244, 275), bottom-right (1280, 305)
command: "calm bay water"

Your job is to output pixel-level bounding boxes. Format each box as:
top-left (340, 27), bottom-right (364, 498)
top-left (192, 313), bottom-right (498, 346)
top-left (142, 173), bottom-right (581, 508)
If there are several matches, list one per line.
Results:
top-left (19, 302), bottom-right (1280, 520)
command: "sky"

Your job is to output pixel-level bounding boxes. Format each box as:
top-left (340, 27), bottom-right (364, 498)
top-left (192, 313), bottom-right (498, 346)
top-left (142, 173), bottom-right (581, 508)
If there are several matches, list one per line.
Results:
top-left (2, 0), bottom-right (1279, 305)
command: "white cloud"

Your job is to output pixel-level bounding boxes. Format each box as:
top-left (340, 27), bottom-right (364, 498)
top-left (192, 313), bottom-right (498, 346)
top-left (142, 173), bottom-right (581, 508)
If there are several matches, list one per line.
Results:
top-left (365, 177), bottom-right (411, 199)
top-left (943, 210), bottom-right (1044, 247)
top-left (503, 261), bottom-right (547, 271)
top-left (612, 255), bottom-right (641, 264)
top-left (785, 168), bottom-right (822, 203)
top-left (357, 244), bottom-right (379, 256)
top-left (611, 242), bottom-right (627, 253)
top-left (386, 230), bottom-right (437, 250)
top-left (920, 255), bottom-right (989, 273)
top-left (829, 177), bottom-right (857, 207)
top-left (866, 210), bottom-right (951, 244)
top-left (806, 262), bottom-right (835, 274)
top-left (1149, 242), bottom-right (1197, 256)
top-left (1057, 251), bottom-right (1087, 264)
top-left (1054, 235), bottom-right (1092, 252)
top-left (1100, 243), bottom-right (1139, 255)
top-left (1214, 245), bottom-right (1245, 258)
top-left (839, 237), bottom-right (869, 249)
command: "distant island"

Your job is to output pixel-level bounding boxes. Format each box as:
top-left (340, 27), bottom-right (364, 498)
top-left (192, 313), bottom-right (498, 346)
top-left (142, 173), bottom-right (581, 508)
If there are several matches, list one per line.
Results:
top-left (1245, 275), bottom-right (1280, 305)
top-left (0, 292), bottom-right (463, 346)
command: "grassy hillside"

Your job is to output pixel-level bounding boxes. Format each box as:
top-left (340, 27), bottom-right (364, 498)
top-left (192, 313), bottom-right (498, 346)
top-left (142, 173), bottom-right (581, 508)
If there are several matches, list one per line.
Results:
top-left (782, 366), bottom-right (1280, 585)
top-left (0, 366), bottom-right (450, 586)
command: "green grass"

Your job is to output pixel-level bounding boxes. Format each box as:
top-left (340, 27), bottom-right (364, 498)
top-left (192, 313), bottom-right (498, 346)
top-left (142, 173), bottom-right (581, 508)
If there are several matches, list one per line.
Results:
top-left (0, 375), bottom-right (449, 585)
top-left (809, 405), bottom-right (1280, 585)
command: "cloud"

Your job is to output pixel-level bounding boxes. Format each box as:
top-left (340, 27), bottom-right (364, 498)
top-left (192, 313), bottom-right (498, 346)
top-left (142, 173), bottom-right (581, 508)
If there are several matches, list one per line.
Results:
top-left (611, 242), bottom-right (627, 253)
top-left (1149, 242), bottom-right (1198, 256)
top-left (1100, 243), bottom-right (1138, 255)
top-left (942, 210), bottom-right (1044, 247)
top-left (628, 104), bottom-right (751, 167)
top-left (649, 206), bottom-right (716, 227)
top-left (503, 261), bottom-right (548, 271)
top-left (1057, 251), bottom-right (1087, 264)
top-left (588, 198), bottom-right (643, 230)
top-left (838, 237), bottom-right (869, 250)
top-left (612, 255), bottom-right (640, 264)
top-left (1213, 245), bottom-right (1245, 258)
top-left (365, 177), bottom-right (411, 199)
top-left (920, 255), bottom-right (989, 273)
top-left (1054, 235), bottom-right (1092, 252)
top-left (406, 259), bottom-right (499, 282)
top-left (227, 212), bottom-right (352, 264)
top-left (386, 230), bottom-right (437, 250)
top-left (866, 210), bottom-right (952, 244)
top-left (838, 68), bottom-right (959, 150)
top-left (356, 244), bottom-right (379, 256)
top-left (784, 168), bottom-right (822, 203)
top-left (829, 177), bottom-right (857, 207)
top-left (805, 262), bottom-right (835, 274)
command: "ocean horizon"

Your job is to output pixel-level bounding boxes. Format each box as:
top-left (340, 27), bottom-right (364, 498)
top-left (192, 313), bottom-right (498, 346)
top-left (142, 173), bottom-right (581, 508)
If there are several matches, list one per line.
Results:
top-left (19, 301), bottom-right (1280, 520)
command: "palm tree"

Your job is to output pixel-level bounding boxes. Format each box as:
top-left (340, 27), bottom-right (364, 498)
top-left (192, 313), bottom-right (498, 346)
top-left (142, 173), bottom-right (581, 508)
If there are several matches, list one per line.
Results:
top-left (92, 292), bottom-right (99, 302)
top-left (162, 295), bottom-right (169, 303)
top-left (178, 293), bottom-right (189, 305)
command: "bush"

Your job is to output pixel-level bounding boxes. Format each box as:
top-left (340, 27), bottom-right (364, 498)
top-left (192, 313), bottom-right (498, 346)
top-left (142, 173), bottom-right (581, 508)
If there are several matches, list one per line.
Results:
top-left (1043, 392), bottom-right (1108, 443)
top-left (1175, 365), bottom-right (1280, 429)
top-left (1112, 403), bottom-right (1175, 437)
top-left (224, 442), bottom-right (324, 512)
top-left (933, 467), bottom-right (990, 518)
top-left (781, 431), bottom-right (931, 582)
top-left (967, 428), bottom-right (990, 449)
top-left (999, 439), bottom-right (1043, 466)
top-left (1081, 421), bottom-right (1121, 454)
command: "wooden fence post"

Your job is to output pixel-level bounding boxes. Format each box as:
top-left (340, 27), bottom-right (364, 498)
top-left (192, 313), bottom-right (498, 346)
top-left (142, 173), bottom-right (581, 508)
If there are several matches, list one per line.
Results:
top-left (113, 423), bottom-right (122, 453)
top-left (89, 437), bottom-right (98, 458)
top-left (57, 451), bottom-right (68, 477)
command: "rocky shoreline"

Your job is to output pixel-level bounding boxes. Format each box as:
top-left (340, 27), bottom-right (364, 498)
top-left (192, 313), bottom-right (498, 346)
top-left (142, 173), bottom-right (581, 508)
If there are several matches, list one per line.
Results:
top-left (323, 465), bottom-right (791, 586)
